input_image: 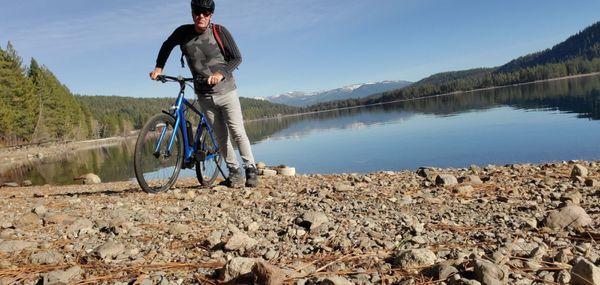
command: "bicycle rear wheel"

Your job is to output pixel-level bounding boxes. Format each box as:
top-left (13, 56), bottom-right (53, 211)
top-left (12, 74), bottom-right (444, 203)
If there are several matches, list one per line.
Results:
top-left (134, 113), bottom-right (183, 193)
top-left (195, 129), bottom-right (223, 186)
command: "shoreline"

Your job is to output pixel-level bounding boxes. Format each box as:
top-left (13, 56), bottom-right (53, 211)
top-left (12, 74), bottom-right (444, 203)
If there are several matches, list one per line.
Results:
top-left (0, 135), bottom-right (137, 172)
top-left (0, 160), bottom-right (598, 284)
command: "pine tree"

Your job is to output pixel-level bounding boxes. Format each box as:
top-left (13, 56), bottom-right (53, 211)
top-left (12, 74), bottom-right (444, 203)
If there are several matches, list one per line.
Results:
top-left (0, 42), bottom-right (37, 144)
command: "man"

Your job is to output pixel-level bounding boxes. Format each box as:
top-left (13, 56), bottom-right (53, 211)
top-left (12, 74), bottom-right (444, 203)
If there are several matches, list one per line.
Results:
top-left (149, 0), bottom-right (258, 188)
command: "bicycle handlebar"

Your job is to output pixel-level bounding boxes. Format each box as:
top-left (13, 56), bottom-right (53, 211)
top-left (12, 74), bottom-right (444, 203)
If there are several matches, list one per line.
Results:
top-left (155, 75), bottom-right (196, 83)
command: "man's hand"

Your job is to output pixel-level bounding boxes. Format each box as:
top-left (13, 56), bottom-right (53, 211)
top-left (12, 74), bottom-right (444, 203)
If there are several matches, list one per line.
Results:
top-left (149, 68), bottom-right (163, 80)
top-left (208, 72), bottom-right (224, 85)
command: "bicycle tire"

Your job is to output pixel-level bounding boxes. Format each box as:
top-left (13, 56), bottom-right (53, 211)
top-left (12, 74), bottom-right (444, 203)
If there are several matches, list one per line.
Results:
top-left (195, 128), bottom-right (223, 186)
top-left (134, 113), bottom-right (183, 193)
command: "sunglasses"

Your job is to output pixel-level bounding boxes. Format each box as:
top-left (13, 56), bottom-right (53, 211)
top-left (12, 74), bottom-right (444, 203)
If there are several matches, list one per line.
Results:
top-left (193, 9), bottom-right (212, 17)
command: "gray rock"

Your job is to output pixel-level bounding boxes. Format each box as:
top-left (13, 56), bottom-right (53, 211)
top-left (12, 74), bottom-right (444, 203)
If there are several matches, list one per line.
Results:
top-left (426, 263), bottom-right (459, 280)
top-left (22, 180), bottom-right (33, 187)
top-left (571, 164), bottom-right (588, 178)
top-left (247, 222), bottom-right (260, 232)
top-left (571, 257), bottom-right (600, 285)
top-left (436, 174), bottom-right (458, 186)
top-left (318, 275), bottom-right (353, 285)
top-left (225, 232), bottom-right (257, 251)
top-left (252, 260), bottom-right (286, 285)
top-left (393, 248), bottom-right (437, 270)
top-left (42, 266), bottom-right (83, 285)
top-left (222, 257), bottom-right (256, 282)
top-left (262, 169), bottom-right (278, 177)
top-left (2, 182), bottom-right (19, 187)
top-left (206, 230), bottom-right (222, 248)
top-left (454, 185), bottom-right (474, 195)
top-left (0, 240), bottom-right (38, 253)
top-left (29, 251), bottom-right (64, 265)
top-left (334, 182), bottom-right (354, 192)
top-left (416, 167), bottom-right (436, 179)
top-left (543, 205), bottom-right (592, 230)
top-left (66, 218), bottom-right (94, 238)
top-left (43, 214), bottom-right (77, 225)
top-left (95, 241), bottom-right (125, 260)
top-left (556, 270), bottom-right (571, 284)
top-left (555, 248), bottom-right (572, 263)
top-left (460, 175), bottom-right (483, 185)
top-left (473, 259), bottom-right (508, 285)
top-left (300, 211), bottom-right (329, 230)
top-left (264, 248), bottom-right (278, 260)
top-left (32, 205), bottom-right (47, 216)
top-left (562, 191), bottom-right (583, 205)
top-left (168, 223), bottom-right (191, 236)
top-left (78, 173), bottom-right (101, 184)
top-left (278, 167), bottom-right (296, 176)
top-left (14, 212), bottom-right (42, 229)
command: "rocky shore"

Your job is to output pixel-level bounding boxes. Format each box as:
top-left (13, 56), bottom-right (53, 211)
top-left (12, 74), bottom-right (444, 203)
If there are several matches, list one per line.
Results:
top-left (0, 161), bottom-right (599, 285)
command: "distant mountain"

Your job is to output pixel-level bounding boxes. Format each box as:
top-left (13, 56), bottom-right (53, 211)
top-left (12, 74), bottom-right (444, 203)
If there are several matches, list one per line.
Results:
top-left (266, 80), bottom-right (412, 106)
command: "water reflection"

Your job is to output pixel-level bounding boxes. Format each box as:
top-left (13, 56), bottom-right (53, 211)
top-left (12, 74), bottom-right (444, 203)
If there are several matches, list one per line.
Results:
top-left (245, 75), bottom-right (600, 142)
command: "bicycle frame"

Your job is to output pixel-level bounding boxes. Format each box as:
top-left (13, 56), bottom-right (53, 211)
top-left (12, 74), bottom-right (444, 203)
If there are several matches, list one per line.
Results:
top-left (154, 77), bottom-right (220, 167)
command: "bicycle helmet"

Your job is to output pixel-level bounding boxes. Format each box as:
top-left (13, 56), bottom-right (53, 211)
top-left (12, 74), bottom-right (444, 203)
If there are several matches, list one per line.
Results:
top-left (191, 0), bottom-right (215, 14)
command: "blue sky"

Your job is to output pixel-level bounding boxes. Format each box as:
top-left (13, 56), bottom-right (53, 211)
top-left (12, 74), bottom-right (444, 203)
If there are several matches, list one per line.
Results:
top-left (1, 0), bottom-right (599, 99)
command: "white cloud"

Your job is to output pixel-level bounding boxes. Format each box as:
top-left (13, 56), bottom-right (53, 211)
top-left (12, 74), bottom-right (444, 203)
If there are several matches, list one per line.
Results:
top-left (2, 0), bottom-right (372, 55)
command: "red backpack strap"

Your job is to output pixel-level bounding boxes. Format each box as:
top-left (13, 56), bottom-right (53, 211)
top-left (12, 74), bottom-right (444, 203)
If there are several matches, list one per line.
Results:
top-left (212, 24), bottom-right (226, 56)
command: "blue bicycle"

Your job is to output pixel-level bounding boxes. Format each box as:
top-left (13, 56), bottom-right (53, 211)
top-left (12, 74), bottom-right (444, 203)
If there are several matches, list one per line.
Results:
top-left (134, 75), bottom-right (224, 193)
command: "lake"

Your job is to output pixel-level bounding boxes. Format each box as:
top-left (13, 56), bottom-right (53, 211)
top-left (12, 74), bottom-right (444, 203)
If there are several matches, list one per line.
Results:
top-left (3, 75), bottom-right (600, 186)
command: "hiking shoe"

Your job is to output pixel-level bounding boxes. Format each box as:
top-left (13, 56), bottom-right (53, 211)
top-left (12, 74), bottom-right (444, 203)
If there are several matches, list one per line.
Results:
top-left (224, 167), bottom-right (245, 188)
top-left (245, 165), bottom-right (259, 188)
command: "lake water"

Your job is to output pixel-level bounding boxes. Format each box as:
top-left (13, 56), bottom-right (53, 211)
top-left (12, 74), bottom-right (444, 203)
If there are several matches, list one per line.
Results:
top-left (3, 75), bottom-right (600, 186)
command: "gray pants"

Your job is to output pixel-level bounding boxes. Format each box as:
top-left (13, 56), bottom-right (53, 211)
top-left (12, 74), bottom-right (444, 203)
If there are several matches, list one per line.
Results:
top-left (197, 89), bottom-right (255, 169)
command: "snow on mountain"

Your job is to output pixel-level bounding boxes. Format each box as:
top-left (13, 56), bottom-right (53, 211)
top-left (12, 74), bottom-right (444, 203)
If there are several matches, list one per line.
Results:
top-left (267, 80), bottom-right (412, 107)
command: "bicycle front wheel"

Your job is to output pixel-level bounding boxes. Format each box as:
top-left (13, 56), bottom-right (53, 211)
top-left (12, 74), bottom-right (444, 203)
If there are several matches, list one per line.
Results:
top-left (195, 129), bottom-right (223, 186)
top-left (134, 113), bottom-right (183, 193)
